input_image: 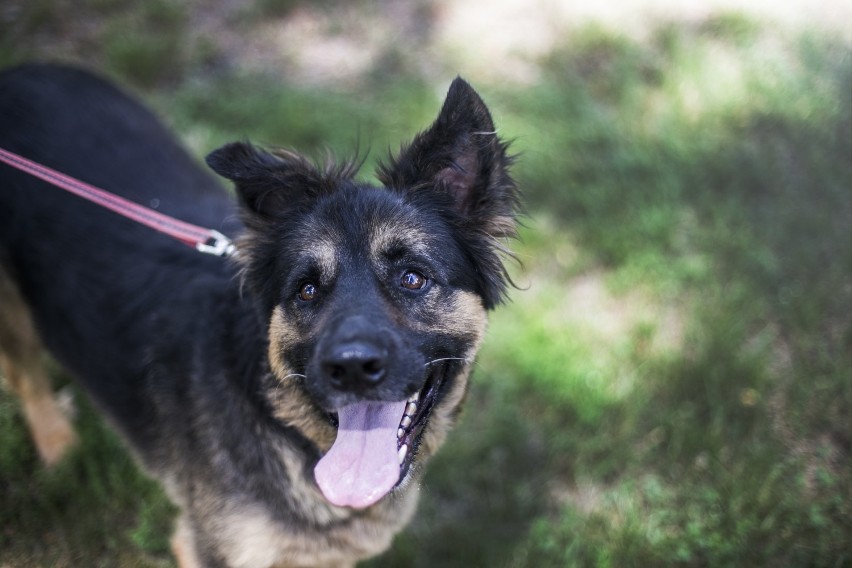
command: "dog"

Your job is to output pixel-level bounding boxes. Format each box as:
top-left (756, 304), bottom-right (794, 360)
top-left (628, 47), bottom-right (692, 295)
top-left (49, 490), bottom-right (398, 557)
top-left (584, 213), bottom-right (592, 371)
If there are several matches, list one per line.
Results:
top-left (0, 63), bottom-right (520, 567)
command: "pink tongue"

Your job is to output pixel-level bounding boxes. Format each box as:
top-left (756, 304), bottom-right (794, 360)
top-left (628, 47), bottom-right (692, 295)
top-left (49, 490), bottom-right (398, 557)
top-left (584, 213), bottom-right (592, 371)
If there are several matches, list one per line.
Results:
top-left (314, 400), bottom-right (407, 508)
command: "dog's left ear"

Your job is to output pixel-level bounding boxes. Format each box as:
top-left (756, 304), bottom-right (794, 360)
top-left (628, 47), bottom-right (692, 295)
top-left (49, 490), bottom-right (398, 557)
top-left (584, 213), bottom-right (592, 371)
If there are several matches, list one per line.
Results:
top-left (206, 142), bottom-right (335, 219)
top-left (377, 77), bottom-right (520, 241)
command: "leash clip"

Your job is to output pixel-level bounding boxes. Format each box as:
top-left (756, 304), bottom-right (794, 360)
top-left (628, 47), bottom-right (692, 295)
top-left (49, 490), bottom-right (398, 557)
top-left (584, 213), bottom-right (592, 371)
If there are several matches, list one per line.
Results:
top-left (196, 230), bottom-right (236, 258)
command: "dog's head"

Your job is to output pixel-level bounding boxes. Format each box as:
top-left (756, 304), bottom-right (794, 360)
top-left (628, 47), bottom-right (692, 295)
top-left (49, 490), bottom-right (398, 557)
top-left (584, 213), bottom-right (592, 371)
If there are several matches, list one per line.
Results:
top-left (207, 78), bottom-right (519, 509)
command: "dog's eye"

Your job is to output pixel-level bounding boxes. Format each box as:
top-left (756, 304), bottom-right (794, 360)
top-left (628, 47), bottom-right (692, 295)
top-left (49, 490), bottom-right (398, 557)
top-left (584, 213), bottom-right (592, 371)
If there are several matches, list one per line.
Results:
top-left (298, 282), bottom-right (318, 301)
top-left (400, 270), bottom-right (427, 291)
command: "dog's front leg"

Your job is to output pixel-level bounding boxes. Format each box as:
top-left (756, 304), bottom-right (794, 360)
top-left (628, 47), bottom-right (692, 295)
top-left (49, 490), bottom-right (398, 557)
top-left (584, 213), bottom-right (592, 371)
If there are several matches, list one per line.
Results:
top-left (0, 271), bottom-right (77, 466)
top-left (171, 514), bottom-right (203, 568)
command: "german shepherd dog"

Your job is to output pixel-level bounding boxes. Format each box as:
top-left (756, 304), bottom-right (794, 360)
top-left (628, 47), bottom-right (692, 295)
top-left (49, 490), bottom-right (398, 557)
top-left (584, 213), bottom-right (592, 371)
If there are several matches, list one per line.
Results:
top-left (0, 64), bottom-right (519, 567)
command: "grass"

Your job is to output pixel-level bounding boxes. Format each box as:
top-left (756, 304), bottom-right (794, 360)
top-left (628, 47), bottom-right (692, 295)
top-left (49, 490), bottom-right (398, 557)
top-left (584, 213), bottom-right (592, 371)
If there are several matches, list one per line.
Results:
top-left (0, 0), bottom-right (188, 87)
top-left (0, 386), bottom-right (175, 567)
top-left (102, 0), bottom-right (187, 88)
top-left (1, 10), bottom-right (850, 568)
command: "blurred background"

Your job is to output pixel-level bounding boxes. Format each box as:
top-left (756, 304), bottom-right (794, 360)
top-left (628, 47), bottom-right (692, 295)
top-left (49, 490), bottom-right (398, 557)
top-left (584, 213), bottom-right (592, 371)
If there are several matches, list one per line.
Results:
top-left (0, 1), bottom-right (849, 566)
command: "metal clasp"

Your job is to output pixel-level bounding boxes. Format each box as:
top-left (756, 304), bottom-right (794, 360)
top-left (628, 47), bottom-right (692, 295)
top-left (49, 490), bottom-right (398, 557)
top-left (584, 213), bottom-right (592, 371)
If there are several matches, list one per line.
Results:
top-left (196, 230), bottom-right (236, 258)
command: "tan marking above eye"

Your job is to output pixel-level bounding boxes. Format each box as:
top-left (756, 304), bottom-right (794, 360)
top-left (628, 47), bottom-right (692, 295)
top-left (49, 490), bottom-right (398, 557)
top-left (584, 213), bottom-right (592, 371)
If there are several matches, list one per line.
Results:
top-left (369, 220), bottom-right (430, 264)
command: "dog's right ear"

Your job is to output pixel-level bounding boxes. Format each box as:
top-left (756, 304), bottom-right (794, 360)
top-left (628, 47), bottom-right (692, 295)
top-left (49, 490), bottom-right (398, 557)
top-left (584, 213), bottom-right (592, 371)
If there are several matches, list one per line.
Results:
top-left (376, 78), bottom-right (519, 240)
top-left (206, 142), bottom-right (330, 218)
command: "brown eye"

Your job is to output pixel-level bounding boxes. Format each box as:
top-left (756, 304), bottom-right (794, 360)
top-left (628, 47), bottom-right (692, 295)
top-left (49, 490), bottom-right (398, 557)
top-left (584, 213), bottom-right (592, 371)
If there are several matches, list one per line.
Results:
top-left (299, 282), bottom-right (318, 301)
top-left (401, 270), bottom-right (427, 291)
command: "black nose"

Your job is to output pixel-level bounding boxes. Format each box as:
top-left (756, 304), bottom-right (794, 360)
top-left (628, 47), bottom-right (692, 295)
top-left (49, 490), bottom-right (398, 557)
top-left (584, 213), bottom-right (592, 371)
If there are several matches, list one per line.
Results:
top-left (322, 342), bottom-right (387, 390)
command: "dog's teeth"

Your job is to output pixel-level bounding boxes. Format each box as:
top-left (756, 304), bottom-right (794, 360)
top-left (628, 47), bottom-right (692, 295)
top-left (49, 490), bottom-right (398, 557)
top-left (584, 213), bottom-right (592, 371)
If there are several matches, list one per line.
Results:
top-left (407, 392), bottom-right (420, 403)
top-left (400, 415), bottom-right (412, 429)
top-left (405, 402), bottom-right (417, 416)
top-left (398, 444), bottom-right (408, 464)
top-left (397, 428), bottom-right (405, 439)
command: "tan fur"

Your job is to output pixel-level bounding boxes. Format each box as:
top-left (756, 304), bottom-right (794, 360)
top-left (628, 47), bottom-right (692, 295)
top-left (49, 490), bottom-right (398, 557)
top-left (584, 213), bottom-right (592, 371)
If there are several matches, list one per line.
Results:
top-left (402, 288), bottom-right (488, 352)
top-left (307, 237), bottom-right (339, 283)
top-left (268, 307), bottom-right (337, 451)
top-left (368, 219), bottom-right (431, 265)
top-left (420, 291), bottom-right (488, 457)
top-left (439, 290), bottom-right (489, 338)
top-left (214, 487), bottom-right (417, 568)
top-left (267, 306), bottom-right (302, 380)
top-left (0, 267), bottom-right (77, 466)
top-left (419, 363), bottom-right (472, 457)
top-left (171, 515), bottom-right (203, 568)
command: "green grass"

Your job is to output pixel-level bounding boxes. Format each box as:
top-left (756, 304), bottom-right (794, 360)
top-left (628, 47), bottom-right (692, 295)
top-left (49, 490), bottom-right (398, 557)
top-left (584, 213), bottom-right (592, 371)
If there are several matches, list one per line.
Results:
top-left (159, 77), bottom-right (438, 167)
top-left (0, 386), bottom-right (175, 567)
top-left (1, 11), bottom-right (850, 568)
top-left (0, 0), bottom-right (188, 87)
top-left (102, 0), bottom-right (187, 88)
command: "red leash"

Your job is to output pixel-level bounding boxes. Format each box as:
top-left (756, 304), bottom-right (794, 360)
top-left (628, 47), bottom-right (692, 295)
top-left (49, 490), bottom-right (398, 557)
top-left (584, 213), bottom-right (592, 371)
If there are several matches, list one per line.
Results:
top-left (0, 147), bottom-right (235, 257)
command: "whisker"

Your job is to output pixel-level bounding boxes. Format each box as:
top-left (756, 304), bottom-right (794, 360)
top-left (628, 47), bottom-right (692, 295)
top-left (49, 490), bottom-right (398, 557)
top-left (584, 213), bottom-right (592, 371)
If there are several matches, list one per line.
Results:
top-left (280, 373), bottom-right (307, 381)
top-left (424, 357), bottom-right (472, 367)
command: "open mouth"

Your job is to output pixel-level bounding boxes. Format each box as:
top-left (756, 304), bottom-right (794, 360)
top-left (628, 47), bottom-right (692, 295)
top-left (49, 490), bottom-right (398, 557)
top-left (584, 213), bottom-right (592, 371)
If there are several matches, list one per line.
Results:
top-left (395, 368), bottom-right (442, 481)
top-left (313, 366), bottom-right (446, 509)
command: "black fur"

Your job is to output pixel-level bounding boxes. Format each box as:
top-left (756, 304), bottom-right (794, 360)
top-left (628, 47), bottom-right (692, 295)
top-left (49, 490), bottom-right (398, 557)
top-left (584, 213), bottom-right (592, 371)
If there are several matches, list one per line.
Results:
top-left (0, 65), bottom-right (251, 456)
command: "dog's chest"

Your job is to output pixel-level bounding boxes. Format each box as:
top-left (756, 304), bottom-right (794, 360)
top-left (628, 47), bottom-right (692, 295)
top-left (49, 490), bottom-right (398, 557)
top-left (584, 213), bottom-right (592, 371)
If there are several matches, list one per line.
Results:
top-left (215, 489), bottom-right (419, 568)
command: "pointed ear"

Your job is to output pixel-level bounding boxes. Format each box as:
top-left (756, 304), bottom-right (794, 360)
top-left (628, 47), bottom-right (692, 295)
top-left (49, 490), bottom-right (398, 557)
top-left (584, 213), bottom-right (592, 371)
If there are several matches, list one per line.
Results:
top-left (206, 142), bottom-right (331, 218)
top-left (377, 77), bottom-right (520, 239)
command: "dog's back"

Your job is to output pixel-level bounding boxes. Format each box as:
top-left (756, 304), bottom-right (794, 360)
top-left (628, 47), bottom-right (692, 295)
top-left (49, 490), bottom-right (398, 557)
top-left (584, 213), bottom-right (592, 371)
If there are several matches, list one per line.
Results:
top-left (0, 64), bottom-right (242, 455)
top-left (0, 64), bottom-right (235, 230)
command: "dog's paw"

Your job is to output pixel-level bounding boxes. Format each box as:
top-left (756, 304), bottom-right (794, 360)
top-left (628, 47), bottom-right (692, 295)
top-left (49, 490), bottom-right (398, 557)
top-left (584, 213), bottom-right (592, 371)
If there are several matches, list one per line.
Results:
top-left (26, 388), bottom-right (78, 467)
